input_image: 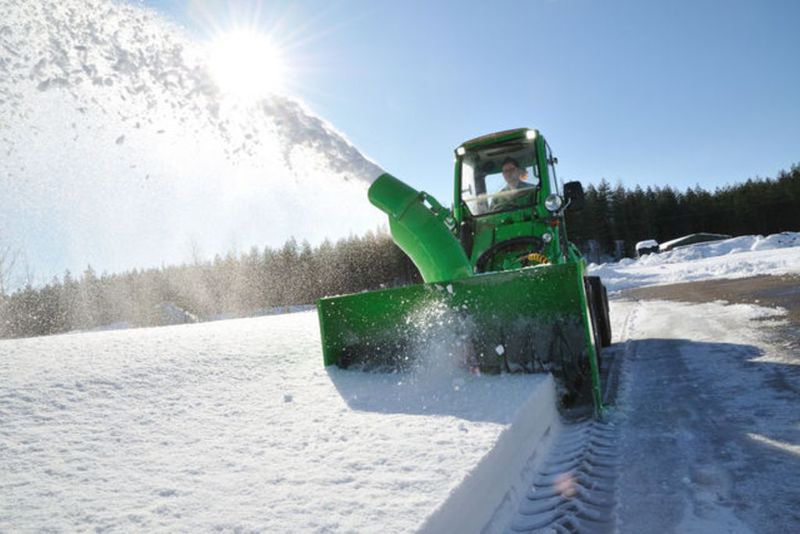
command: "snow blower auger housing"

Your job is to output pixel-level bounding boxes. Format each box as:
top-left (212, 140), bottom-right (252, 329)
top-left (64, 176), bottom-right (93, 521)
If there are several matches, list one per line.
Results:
top-left (317, 128), bottom-right (611, 412)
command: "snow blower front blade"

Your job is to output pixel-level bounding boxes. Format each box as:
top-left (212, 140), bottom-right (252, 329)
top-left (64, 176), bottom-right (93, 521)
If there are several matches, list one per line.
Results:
top-left (317, 261), bottom-right (600, 406)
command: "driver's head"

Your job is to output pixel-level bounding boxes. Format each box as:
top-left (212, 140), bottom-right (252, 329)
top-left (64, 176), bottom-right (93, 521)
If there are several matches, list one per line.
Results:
top-left (501, 157), bottom-right (523, 188)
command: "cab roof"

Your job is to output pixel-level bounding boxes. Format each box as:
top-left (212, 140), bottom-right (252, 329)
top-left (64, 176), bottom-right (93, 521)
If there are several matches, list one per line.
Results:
top-left (460, 128), bottom-right (538, 150)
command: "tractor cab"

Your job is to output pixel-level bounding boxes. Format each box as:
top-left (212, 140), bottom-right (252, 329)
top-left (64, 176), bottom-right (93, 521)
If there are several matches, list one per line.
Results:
top-left (454, 128), bottom-right (580, 273)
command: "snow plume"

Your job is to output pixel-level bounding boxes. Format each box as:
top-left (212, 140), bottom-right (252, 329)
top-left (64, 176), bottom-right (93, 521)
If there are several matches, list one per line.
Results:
top-left (404, 294), bottom-right (476, 384)
top-left (0, 0), bottom-right (384, 281)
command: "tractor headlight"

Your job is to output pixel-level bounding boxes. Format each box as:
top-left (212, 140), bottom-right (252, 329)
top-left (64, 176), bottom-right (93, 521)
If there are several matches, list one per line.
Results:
top-left (525, 129), bottom-right (537, 140)
top-left (542, 232), bottom-right (553, 243)
top-left (456, 146), bottom-right (466, 156)
top-left (545, 194), bottom-right (563, 212)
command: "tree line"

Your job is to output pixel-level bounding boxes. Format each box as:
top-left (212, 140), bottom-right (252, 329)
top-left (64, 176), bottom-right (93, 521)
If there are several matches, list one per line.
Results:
top-left (1, 165), bottom-right (797, 339)
top-left (565, 164), bottom-right (799, 257)
top-left (0, 231), bottom-right (420, 339)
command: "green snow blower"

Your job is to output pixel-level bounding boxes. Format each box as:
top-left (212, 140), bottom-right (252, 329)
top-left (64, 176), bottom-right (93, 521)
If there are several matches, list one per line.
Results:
top-left (317, 128), bottom-right (611, 411)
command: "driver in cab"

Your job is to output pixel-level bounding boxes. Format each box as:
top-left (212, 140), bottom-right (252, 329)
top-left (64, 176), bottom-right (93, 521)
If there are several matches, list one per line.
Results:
top-left (491, 157), bottom-right (535, 210)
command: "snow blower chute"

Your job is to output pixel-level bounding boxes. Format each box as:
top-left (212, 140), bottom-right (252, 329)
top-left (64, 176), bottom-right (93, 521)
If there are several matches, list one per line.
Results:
top-left (317, 129), bottom-right (610, 410)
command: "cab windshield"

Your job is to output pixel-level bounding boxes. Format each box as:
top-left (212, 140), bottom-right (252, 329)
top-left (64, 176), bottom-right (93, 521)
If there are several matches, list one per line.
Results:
top-left (460, 151), bottom-right (539, 216)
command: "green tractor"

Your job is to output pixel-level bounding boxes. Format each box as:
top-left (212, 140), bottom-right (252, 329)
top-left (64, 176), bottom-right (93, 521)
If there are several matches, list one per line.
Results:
top-left (317, 128), bottom-right (611, 412)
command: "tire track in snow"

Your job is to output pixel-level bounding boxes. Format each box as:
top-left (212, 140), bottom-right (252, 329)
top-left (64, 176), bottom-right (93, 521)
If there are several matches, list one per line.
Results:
top-left (505, 419), bottom-right (619, 533)
top-left (499, 303), bottom-right (636, 533)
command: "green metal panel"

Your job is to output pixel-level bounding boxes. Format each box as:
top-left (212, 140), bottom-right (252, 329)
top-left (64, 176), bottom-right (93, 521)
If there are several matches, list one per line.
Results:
top-left (317, 261), bottom-right (602, 409)
top-left (452, 158), bottom-right (463, 225)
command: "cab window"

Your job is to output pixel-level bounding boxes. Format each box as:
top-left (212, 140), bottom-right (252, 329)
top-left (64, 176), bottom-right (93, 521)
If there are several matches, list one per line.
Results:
top-left (461, 158), bottom-right (538, 216)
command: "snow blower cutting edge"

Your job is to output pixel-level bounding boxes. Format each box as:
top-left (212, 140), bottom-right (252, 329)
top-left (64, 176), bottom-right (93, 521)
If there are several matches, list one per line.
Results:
top-left (317, 128), bottom-right (611, 411)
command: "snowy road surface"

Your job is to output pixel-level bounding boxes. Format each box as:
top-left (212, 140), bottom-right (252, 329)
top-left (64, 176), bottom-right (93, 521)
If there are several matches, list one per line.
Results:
top-left (611, 299), bottom-right (799, 533)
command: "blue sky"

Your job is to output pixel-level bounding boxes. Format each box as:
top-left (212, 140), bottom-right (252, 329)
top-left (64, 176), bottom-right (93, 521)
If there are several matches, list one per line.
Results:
top-left (143, 0), bottom-right (800, 204)
top-left (1, 0), bottom-right (796, 288)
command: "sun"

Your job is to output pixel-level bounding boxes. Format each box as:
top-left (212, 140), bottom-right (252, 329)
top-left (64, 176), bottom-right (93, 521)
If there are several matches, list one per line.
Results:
top-left (208, 30), bottom-right (286, 101)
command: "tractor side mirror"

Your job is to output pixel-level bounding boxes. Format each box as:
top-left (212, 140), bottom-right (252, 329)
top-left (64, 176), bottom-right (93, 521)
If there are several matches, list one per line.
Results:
top-left (563, 181), bottom-right (584, 210)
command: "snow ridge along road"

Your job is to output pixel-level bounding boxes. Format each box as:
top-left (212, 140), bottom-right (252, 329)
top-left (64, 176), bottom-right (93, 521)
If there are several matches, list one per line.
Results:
top-left (0, 312), bottom-right (563, 533)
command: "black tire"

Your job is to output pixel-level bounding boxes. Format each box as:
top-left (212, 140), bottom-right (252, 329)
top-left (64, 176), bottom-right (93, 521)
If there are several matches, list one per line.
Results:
top-left (584, 276), bottom-right (604, 365)
top-left (600, 284), bottom-right (612, 347)
top-left (549, 321), bottom-right (590, 407)
top-left (586, 276), bottom-right (612, 349)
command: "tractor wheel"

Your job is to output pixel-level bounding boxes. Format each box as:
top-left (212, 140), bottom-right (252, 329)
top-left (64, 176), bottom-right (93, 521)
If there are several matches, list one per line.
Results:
top-left (549, 321), bottom-right (590, 407)
top-left (600, 284), bottom-right (612, 347)
top-left (586, 276), bottom-right (611, 349)
top-left (584, 276), bottom-right (604, 364)
top-left (474, 236), bottom-right (545, 273)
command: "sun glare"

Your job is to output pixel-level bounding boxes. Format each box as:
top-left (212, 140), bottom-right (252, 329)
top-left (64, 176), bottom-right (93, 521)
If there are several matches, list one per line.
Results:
top-left (208, 30), bottom-right (286, 101)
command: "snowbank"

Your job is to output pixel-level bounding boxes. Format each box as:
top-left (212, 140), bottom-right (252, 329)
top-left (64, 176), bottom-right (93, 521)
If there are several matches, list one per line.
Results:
top-left (0, 311), bottom-right (557, 533)
top-left (420, 377), bottom-right (560, 533)
top-left (590, 232), bottom-right (800, 292)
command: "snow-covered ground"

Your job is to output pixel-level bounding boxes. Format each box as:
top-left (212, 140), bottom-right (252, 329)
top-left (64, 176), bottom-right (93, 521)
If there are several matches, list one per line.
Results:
top-left (0, 314), bottom-right (561, 532)
top-left (2, 232), bottom-right (799, 532)
top-left (590, 232), bottom-right (800, 292)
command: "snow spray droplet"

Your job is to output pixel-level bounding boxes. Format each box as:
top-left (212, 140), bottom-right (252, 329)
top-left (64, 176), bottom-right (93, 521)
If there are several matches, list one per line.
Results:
top-left (401, 296), bottom-right (476, 387)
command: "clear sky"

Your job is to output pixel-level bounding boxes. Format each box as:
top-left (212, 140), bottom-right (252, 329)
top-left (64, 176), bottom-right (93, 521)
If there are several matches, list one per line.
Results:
top-left (143, 0), bottom-right (800, 204)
